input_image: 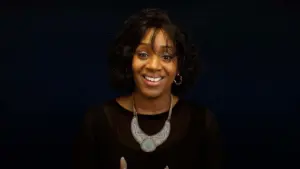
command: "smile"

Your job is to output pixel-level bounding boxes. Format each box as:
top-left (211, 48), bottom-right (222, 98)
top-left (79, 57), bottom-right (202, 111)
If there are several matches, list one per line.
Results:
top-left (142, 75), bottom-right (164, 86)
top-left (144, 76), bottom-right (163, 82)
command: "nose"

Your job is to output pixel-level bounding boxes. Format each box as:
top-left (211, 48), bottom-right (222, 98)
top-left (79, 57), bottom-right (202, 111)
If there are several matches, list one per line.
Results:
top-left (146, 55), bottom-right (162, 71)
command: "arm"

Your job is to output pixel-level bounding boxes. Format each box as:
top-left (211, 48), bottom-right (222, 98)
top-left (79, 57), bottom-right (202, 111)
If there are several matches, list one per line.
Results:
top-left (205, 109), bottom-right (224, 169)
top-left (72, 106), bottom-right (108, 169)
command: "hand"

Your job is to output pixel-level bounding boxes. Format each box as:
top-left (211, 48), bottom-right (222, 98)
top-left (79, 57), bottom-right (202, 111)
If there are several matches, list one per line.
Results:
top-left (120, 157), bottom-right (169, 169)
top-left (120, 157), bottom-right (127, 169)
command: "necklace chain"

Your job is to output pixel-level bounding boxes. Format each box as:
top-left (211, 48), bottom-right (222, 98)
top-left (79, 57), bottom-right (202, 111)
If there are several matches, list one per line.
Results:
top-left (132, 95), bottom-right (173, 120)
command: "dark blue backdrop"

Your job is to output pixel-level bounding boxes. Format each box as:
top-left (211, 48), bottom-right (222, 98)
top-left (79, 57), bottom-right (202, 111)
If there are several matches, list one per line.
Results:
top-left (1, 1), bottom-right (299, 169)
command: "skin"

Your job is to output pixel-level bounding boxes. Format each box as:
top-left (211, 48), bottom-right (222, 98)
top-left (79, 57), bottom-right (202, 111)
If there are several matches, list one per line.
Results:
top-left (117, 28), bottom-right (179, 115)
top-left (120, 157), bottom-right (168, 169)
top-left (132, 28), bottom-right (178, 99)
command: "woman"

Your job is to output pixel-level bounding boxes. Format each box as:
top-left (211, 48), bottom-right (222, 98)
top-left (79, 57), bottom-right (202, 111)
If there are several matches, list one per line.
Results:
top-left (73, 8), bottom-right (222, 169)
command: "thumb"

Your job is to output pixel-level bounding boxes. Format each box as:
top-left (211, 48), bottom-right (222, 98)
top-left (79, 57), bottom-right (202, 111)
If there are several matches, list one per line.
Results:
top-left (164, 165), bottom-right (169, 169)
top-left (120, 157), bottom-right (127, 169)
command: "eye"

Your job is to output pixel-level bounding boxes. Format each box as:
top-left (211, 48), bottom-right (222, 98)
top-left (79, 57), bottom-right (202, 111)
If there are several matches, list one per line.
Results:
top-left (162, 53), bottom-right (174, 62)
top-left (137, 51), bottom-right (148, 59)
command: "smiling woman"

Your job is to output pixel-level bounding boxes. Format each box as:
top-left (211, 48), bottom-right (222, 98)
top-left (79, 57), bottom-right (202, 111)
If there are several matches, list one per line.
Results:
top-left (108, 9), bottom-right (199, 98)
top-left (132, 28), bottom-right (178, 99)
top-left (73, 8), bottom-right (223, 169)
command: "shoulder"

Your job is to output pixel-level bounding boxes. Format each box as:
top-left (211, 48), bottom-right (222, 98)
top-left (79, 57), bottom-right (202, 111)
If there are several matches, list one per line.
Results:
top-left (82, 99), bottom-right (117, 127)
top-left (179, 99), bottom-right (217, 128)
top-left (179, 99), bottom-right (207, 112)
top-left (179, 99), bottom-right (210, 117)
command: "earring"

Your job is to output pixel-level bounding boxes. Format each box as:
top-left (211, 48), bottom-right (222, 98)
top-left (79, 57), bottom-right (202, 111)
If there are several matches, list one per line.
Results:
top-left (174, 74), bottom-right (182, 85)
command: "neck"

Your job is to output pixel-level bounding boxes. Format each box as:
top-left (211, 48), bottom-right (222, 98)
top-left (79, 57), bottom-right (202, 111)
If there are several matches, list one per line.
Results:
top-left (132, 91), bottom-right (173, 115)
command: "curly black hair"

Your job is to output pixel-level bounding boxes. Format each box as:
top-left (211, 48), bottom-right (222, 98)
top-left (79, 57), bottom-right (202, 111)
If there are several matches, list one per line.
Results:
top-left (108, 8), bottom-right (200, 97)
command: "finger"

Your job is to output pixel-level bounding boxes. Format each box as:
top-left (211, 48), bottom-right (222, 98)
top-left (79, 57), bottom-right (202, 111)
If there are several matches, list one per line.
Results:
top-left (120, 157), bottom-right (127, 169)
top-left (164, 165), bottom-right (169, 169)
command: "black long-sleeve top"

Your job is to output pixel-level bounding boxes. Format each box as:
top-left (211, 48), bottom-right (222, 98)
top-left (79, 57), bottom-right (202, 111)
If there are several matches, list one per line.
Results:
top-left (72, 99), bottom-right (223, 169)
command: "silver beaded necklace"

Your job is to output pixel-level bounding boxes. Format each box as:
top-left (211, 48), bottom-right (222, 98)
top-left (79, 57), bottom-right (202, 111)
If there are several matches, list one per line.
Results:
top-left (131, 95), bottom-right (173, 153)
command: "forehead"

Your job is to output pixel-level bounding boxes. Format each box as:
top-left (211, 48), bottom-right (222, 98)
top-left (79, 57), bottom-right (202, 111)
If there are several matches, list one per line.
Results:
top-left (140, 28), bottom-right (174, 47)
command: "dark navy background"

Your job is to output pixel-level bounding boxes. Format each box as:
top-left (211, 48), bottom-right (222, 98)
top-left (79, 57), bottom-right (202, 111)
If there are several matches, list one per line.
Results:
top-left (1, 1), bottom-right (299, 169)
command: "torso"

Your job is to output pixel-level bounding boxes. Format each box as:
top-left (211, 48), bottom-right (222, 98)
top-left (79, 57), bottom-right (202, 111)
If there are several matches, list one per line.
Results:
top-left (94, 98), bottom-right (209, 169)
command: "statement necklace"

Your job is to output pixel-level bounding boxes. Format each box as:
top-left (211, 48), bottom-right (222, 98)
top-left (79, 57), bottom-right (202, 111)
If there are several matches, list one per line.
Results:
top-left (130, 95), bottom-right (173, 152)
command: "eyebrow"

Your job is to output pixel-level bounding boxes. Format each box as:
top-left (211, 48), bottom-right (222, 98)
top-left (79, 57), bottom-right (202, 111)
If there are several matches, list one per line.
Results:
top-left (139, 42), bottom-right (173, 48)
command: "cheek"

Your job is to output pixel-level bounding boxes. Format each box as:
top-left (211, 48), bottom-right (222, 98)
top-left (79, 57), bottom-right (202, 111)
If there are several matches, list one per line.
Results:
top-left (169, 60), bottom-right (178, 76)
top-left (132, 56), bottom-right (140, 73)
top-left (165, 64), bottom-right (178, 80)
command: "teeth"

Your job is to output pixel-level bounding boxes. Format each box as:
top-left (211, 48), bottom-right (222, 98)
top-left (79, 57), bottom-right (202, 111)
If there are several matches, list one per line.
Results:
top-left (145, 76), bottom-right (162, 82)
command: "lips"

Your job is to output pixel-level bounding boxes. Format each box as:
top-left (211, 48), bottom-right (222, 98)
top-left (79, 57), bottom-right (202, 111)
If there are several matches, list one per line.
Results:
top-left (144, 76), bottom-right (162, 82)
top-left (142, 75), bottom-right (164, 86)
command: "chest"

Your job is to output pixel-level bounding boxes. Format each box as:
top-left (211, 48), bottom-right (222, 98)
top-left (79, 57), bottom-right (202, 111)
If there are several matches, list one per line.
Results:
top-left (102, 127), bottom-right (207, 169)
top-left (97, 104), bottom-right (207, 169)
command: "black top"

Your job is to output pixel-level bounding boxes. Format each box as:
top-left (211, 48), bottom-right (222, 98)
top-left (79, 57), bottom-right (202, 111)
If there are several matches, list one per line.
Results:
top-left (72, 99), bottom-right (223, 169)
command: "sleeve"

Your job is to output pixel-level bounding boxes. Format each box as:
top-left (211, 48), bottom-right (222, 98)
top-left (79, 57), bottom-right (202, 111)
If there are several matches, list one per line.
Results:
top-left (205, 109), bottom-right (224, 169)
top-left (72, 106), bottom-right (109, 169)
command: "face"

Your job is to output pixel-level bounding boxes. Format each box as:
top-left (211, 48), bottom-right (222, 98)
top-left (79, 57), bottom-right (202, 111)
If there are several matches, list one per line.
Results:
top-left (132, 28), bottom-right (178, 98)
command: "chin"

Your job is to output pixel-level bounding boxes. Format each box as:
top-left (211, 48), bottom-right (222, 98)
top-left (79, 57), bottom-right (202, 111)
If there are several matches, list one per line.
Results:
top-left (140, 89), bottom-right (163, 99)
